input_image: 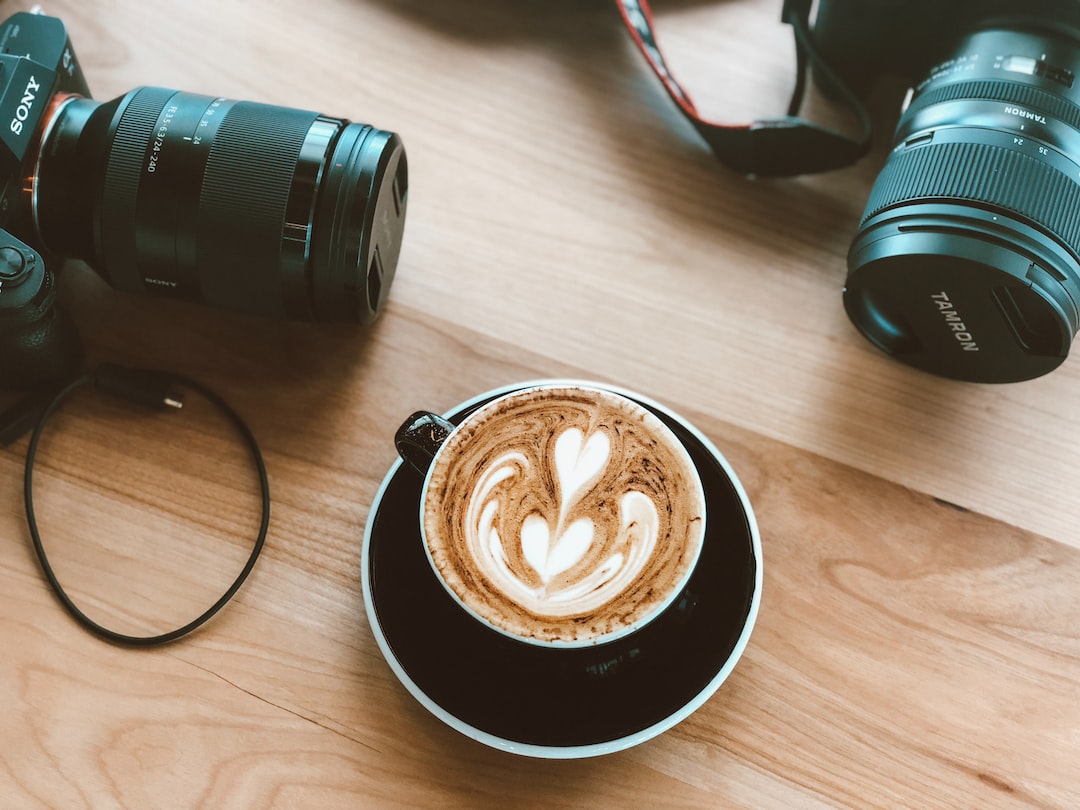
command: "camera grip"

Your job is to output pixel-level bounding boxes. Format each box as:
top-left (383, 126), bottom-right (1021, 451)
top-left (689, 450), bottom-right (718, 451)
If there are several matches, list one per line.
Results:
top-left (0, 234), bottom-right (82, 390)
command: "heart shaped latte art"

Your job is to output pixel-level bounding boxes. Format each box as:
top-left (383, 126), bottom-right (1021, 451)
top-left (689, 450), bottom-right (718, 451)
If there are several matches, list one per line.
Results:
top-left (463, 427), bottom-right (660, 618)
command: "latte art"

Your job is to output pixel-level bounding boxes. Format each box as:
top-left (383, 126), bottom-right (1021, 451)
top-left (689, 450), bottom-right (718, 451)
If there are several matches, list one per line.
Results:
top-left (423, 386), bottom-right (706, 646)
top-left (469, 427), bottom-right (659, 616)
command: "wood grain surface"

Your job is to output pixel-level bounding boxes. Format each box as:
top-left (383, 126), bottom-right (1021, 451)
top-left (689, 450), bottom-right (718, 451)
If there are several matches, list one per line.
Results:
top-left (2, 0), bottom-right (1078, 807)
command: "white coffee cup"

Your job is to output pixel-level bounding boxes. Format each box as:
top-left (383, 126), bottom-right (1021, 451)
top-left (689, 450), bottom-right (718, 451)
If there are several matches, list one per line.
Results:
top-left (397, 382), bottom-right (708, 648)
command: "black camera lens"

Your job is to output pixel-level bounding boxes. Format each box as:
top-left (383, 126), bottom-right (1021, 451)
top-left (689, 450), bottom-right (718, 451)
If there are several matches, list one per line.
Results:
top-left (29, 87), bottom-right (407, 323)
top-left (844, 28), bottom-right (1080, 382)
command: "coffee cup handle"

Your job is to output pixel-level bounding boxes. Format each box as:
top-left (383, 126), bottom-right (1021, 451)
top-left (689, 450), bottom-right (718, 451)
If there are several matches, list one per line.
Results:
top-left (394, 411), bottom-right (456, 475)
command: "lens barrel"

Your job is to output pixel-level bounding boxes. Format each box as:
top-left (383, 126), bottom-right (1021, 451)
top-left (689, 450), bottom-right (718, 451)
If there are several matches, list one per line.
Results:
top-left (31, 87), bottom-right (407, 323)
top-left (844, 28), bottom-right (1080, 382)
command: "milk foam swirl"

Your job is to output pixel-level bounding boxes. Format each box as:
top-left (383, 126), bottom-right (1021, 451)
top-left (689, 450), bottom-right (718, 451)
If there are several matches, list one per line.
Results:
top-left (466, 428), bottom-right (659, 617)
top-left (424, 386), bottom-right (706, 645)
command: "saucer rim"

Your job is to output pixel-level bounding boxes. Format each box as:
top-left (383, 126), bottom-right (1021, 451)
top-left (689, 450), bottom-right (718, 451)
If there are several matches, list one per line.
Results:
top-left (361, 379), bottom-right (764, 759)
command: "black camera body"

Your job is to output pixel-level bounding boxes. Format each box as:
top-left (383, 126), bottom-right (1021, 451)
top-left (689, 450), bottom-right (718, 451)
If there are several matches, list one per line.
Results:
top-left (0, 11), bottom-right (408, 391)
top-left (0, 14), bottom-right (87, 388)
top-left (805, 0), bottom-right (1080, 382)
top-left (813, 0), bottom-right (1080, 92)
top-left (0, 14), bottom-right (89, 234)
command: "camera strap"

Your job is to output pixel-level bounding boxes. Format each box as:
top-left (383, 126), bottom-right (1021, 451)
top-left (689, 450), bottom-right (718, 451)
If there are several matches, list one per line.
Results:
top-left (613, 0), bottom-right (872, 176)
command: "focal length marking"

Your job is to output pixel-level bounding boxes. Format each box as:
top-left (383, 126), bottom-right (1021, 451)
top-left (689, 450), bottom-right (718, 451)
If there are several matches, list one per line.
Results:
top-left (146, 104), bottom-right (178, 174)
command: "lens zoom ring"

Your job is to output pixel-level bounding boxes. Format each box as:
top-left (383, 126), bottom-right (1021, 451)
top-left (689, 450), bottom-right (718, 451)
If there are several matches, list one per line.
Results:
top-left (103, 88), bottom-right (172, 198)
top-left (863, 141), bottom-right (1080, 257)
top-left (906, 79), bottom-right (1080, 131)
top-left (100, 87), bottom-right (175, 287)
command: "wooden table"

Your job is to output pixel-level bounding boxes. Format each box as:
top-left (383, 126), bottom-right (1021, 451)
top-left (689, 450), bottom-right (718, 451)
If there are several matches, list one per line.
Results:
top-left (3, 0), bottom-right (1078, 806)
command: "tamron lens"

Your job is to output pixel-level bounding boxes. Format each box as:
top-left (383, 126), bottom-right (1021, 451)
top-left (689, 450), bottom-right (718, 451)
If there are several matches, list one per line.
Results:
top-left (0, 10), bottom-right (407, 333)
top-left (843, 27), bottom-right (1080, 382)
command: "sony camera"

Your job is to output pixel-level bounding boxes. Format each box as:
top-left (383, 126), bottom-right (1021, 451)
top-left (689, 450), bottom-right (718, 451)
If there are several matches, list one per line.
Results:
top-left (812, 0), bottom-right (1080, 382)
top-left (0, 11), bottom-right (408, 390)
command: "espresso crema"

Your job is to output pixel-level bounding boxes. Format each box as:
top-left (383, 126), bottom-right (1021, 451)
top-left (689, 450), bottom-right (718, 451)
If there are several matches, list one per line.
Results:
top-left (422, 385), bottom-right (706, 645)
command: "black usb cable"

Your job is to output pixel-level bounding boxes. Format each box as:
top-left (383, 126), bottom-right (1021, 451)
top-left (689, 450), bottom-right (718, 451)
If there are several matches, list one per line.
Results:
top-left (2, 364), bottom-right (270, 646)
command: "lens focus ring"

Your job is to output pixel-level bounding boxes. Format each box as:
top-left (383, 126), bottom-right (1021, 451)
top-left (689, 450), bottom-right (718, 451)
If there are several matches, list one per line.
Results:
top-left (863, 140), bottom-right (1080, 260)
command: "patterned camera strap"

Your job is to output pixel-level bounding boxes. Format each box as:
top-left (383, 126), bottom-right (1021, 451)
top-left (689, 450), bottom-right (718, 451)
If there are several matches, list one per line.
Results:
top-left (613, 0), bottom-right (871, 176)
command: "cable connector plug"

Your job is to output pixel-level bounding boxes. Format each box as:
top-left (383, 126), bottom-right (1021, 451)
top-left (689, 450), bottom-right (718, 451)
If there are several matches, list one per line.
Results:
top-left (93, 364), bottom-right (185, 411)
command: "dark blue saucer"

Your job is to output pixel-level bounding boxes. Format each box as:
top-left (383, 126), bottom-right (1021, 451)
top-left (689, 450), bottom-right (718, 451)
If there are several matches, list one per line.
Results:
top-left (362, 383), bottom-right (761, 757)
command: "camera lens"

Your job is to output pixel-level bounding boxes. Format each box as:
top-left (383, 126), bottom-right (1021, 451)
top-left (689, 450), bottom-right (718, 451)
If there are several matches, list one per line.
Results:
top-left (844, 28), bottom-right (1080, 382)
top-left (29, 87), bottom-right (408, 323)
